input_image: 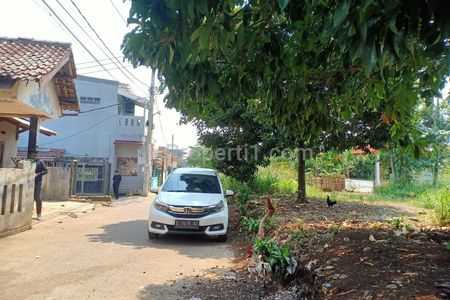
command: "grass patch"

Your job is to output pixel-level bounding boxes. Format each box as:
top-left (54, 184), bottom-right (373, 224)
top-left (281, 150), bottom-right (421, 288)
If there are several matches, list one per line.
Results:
top-left (422, 188), bottom-right (450, 225)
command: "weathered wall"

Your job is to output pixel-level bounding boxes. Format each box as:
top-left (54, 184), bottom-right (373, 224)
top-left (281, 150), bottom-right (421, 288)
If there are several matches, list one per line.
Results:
top-left (41, 167), bottom-right (70, 201)
top-left (114, 143), bottom-right (143, 194)
top-left (17, 79), bottom-right (61, 118)
top-left (345, 179), bottom-right (374, 193)
top-left (0, 121), bottom-right (17, 168)
top-left (0, 160), bottom-right (35, 238)
top-left (19, 76), bottom-right (120, 158)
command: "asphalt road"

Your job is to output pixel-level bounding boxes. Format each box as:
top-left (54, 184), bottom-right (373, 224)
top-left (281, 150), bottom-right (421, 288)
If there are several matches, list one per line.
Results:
top-left (0, 196), bottom-right (233, 300)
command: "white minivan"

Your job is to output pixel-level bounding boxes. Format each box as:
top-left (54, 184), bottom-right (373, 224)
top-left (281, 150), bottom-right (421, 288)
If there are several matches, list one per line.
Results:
top-left (148, 168), bottom-right (234, 242)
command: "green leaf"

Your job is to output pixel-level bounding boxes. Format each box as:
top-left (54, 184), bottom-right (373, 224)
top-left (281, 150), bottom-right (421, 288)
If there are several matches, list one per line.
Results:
top-left (187, 1), bottom-right (195, 19)
top-left (361, 41), bottom-right (377, 73)
top-left (190, 27), bottom-right (201, 41)
top-left (333, 0), bottom-right (350, 28)
top-left (358, 21), bottom-right (367, 41)
top-left (278, 0), bottom-right (289, 11)
top-left (169, 46), bottom-right (174, 64)
top-left (199, 28), bottom-right (210, 49)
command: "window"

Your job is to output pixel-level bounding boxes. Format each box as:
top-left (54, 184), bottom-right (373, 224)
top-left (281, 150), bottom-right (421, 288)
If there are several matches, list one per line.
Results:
top-left (124, 101), bottom-right (134, 114)
top-left (80, 96), bottom-right (101, 104)
top-left (125, 119), bottom-right (128, 126)
top-left (130, 119), bottom-right (134, 126)
top-left (162, 174), bottom-right (221, 194)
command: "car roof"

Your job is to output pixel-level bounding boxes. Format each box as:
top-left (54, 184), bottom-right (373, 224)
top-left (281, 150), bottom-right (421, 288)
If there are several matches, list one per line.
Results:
top-left (172, 167), bottom-right (217, 176)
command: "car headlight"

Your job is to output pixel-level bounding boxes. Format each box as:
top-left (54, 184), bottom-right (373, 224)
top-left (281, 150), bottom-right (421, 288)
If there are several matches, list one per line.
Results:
top-left (207, 200), bottom-right (224, 213)
top-left (153, 199), bottom-right (169, 212)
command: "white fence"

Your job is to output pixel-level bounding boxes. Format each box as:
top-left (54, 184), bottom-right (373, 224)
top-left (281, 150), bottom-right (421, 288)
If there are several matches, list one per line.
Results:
top-left (0, 161), bottom-right (35, 238)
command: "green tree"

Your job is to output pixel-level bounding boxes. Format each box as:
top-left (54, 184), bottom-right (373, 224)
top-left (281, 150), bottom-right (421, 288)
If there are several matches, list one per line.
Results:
top-left (186, 145), bottom-right (214, 169)
top-left (420, 96), bottom-right (450, 185)
top-left (122, 0), bottom-right (449, 201)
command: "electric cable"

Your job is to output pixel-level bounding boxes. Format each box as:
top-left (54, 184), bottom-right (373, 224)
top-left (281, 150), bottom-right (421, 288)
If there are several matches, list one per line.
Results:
top-left (40, 0), bottom-right (117, 80)
top-left (70, 0), bottom-right (149, 89)
top-left (154, 99), bottom-right (168, 146)
top-left (40, 114), bottom-right (117, 145)
top-left (109, 0), bottom-right (128, 25)
top-left (78, 104), bottom-right (119, 114)
top-left (55, 0), bottom-right (148, 95)
top-left (77, 55), bottom-right (124, 65)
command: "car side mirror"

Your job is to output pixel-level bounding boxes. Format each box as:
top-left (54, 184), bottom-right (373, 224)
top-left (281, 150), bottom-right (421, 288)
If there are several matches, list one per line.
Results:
top-left (225, 190), bottom-right (234, 197)
top-left (150, 187), bottom-right (159, 194)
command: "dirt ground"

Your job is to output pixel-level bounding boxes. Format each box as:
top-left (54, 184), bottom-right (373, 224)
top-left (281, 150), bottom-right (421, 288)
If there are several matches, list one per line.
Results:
top-left (185, 197), bottom-right (450, 300)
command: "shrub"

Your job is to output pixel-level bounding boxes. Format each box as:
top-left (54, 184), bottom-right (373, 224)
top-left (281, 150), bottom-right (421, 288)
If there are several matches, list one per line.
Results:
top-left (254, 237), bottom-right (297, 282)
top-left (289, 229), bottom-right (314, 246)
top-left (241, 217), bottom-right (260, 234)
top-left (374, 181), bottom-right (434, 199)
top-left (252, 174), bottom-right (279, 195)
top-left (423, 188), bottom-right (450, 226)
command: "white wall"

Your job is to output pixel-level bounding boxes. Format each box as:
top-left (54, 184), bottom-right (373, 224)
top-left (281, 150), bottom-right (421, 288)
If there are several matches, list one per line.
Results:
top-left (18, 75), bottom-right (147, 192)
top-left (17, 80), bottom-right (61, 118)
top-left (19, 76), bottom-right (120, 161)
top-left (0, 121), bottom-right (17, 168)
top-left (114, 143), bottom-right (144, 193)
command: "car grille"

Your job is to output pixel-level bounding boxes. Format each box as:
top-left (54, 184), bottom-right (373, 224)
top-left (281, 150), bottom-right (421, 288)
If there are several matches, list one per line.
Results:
top-left (167, 205), bottom-right (210, 218)
top-left (166, 225), bottom-right (207, 233)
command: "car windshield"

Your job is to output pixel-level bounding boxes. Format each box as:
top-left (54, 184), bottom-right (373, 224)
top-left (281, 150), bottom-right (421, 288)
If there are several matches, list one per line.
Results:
top-left (162, 173), bottom-right (221, 194)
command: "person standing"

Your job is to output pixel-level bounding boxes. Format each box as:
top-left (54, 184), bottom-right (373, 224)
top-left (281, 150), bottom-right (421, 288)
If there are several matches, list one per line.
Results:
top-left (29, 150), bottom-right (47, 220)
top-left (112, 170), bottom-right (122, 200)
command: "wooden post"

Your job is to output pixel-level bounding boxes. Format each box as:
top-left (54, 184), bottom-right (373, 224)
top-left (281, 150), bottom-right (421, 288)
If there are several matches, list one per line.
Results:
top-left (69, 160), bottom-right (78, 196)
top-left (27, 117), bottom-right (39, 158)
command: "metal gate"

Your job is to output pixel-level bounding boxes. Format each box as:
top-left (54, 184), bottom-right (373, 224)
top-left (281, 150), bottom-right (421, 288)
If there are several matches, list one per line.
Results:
top-left (73, 162), bottom-right (110, 195)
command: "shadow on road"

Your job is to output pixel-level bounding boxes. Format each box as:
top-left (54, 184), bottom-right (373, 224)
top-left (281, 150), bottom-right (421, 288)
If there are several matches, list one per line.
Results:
top-left (137, 267), bottom-right (262, 300)
top-left (86, 220), bottom-right (231, 259)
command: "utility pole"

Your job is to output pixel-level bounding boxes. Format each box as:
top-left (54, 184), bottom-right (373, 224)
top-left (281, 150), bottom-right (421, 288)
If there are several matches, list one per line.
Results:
top-left (143, 68), bottom-right (156, 196)
top-left (171, 134), bottom-right (174, 171)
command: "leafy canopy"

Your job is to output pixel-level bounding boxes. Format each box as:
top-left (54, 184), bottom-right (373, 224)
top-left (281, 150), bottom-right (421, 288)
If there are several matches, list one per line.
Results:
top-left (123, 0), bottom-right (449, 143)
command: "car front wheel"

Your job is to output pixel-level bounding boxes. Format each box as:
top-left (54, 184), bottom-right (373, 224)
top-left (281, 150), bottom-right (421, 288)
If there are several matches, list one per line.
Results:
top-left (216, 233), bottom-right (227, 243)
top-left (148, 231), bottom-right (159, 240)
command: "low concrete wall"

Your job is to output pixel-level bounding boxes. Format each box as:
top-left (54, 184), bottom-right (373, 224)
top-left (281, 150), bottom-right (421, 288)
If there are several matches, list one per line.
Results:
top-left (0, 160), bottom-right (35, 238)
top-left (41, 167), bottom-right (70, 201)
top-left (345, 179), bottom-right (374, 193)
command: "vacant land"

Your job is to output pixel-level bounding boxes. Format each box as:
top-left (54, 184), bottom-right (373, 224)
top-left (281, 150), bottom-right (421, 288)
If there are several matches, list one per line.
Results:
top-left (185, 197), bottom-right (450, 300)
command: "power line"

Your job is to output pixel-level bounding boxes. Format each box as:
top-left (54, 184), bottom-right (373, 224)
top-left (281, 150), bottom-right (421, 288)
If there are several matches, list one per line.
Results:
top-left (77, 55), bottom-right (124, 66)
top-left (53, 0), bottom-right (147, 94)
top-left (69, 0), bottom-right (149, 90)
top-left (54, 0), bottom-right (128, 78)
top-left (40, 0), bottom-right (117, 80)
top-left (109, 0), bottom-right (128, 25)
top-left (154, 100), bottom-right (168, 145)
top-left (40, 114), bottom-right (116, 146)
top-left (77, 60), bottom-right (122, 70)
top-left (33, 0), bottom-right (80, 47)
top-left (78, 65), bottom-right (125, 75)
top-left (79, 104), bottom-right (119, 114)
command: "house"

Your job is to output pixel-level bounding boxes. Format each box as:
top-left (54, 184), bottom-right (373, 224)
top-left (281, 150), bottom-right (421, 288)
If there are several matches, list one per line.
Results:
top-left (152, 145), bottom-right (186, 185)
top-left (0, 37), bottom-right (79, 237)
top-left (19, 75), bottom-right (149, 195)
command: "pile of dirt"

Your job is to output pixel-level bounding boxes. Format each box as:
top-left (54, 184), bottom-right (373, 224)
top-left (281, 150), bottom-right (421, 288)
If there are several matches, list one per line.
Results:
top-left (187, 198), bottom-right (450, 299)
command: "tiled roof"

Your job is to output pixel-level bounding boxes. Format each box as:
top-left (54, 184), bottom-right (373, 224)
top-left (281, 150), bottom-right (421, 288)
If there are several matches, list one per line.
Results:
top-left (0, 37), bottom-right (79, 112)
top-left (0, 37), bottom-right (72, 81)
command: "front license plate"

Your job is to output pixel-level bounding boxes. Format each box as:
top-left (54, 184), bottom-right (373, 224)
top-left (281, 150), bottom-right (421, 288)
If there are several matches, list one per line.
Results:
top-left (175, 220), bottom-right (199, 229)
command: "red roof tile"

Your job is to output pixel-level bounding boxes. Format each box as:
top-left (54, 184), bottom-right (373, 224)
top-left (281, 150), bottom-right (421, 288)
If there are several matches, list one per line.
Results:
top-left (0, 37), bottom-right (72, 81)
top-left (0, 37), bottom-right (79, 112)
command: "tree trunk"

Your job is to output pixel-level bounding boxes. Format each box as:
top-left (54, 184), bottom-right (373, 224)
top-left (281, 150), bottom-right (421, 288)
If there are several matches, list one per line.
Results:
top-left (433, 151), bottom-right (439, 186)
top-left (389, 150), bottom-right (396, 181)
top-left (432, 97), bottom-right (440, 186)
top-left (297, 141), bottom-right (307, 203)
